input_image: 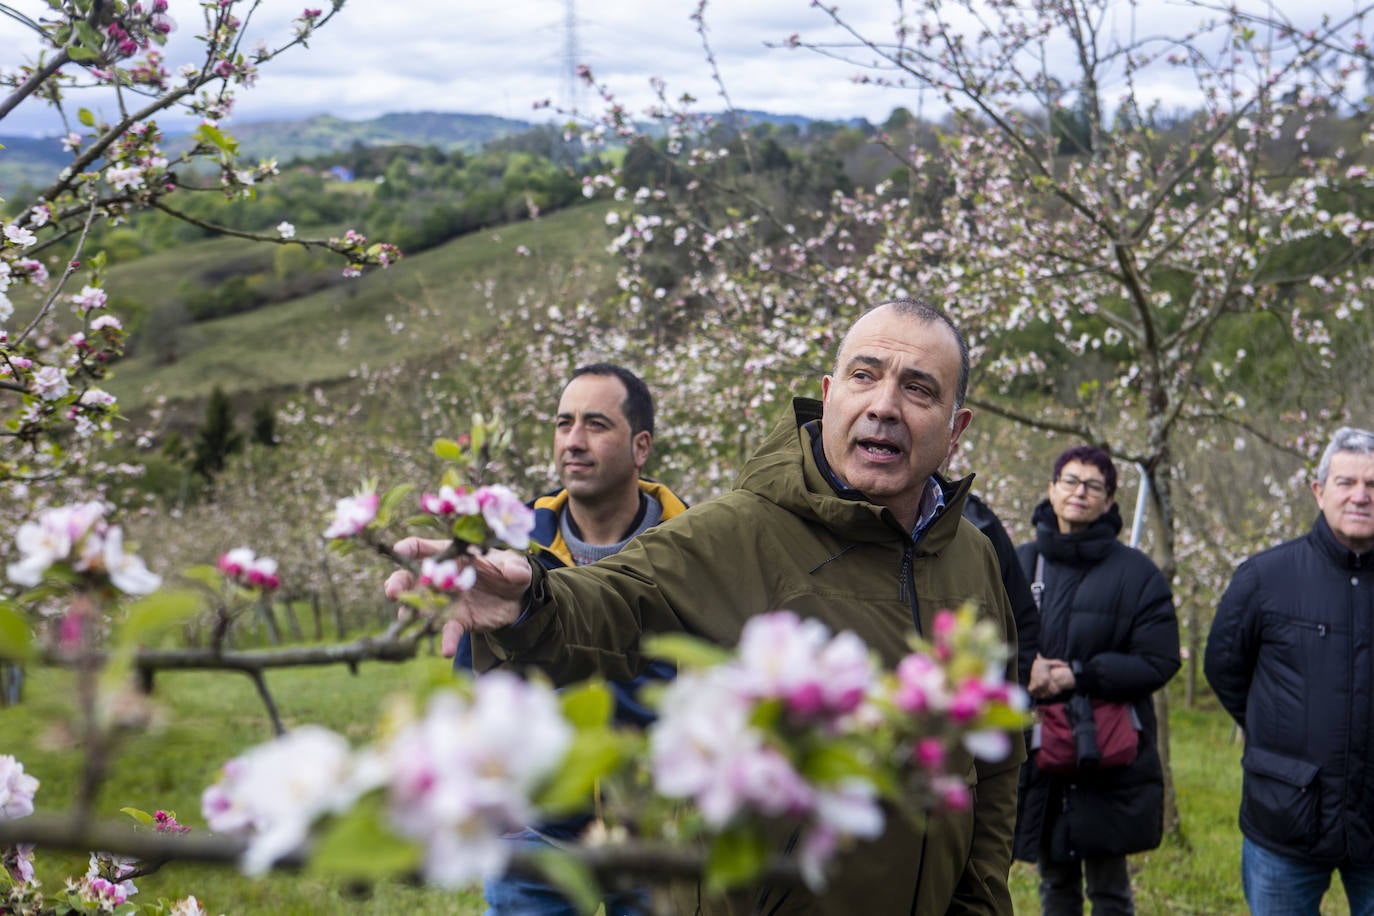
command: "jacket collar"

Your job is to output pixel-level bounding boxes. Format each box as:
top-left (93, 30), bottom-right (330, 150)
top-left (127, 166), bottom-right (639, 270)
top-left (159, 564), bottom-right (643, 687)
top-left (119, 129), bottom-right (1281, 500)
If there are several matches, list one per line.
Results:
top-left (735, 397), bottom-right (972, 550)
top-left (1031, 498), bottom-right (1123, 564)
top-left (1309, 512), bottom-right (1374, 570)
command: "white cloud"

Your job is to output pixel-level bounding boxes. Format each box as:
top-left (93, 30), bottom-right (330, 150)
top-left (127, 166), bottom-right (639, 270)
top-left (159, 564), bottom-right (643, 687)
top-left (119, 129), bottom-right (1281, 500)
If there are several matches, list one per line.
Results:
top-left (0, 0), bottom-right (1365, 136)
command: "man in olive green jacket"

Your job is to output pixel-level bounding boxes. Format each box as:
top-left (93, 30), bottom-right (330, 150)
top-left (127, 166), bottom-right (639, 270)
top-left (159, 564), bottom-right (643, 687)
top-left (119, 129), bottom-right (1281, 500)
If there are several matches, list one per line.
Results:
top-left (390, 300), bottom-right (1023, 914)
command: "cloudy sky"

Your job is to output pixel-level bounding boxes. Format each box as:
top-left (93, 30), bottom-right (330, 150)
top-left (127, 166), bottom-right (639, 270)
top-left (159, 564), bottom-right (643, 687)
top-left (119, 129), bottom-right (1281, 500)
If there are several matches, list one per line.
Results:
top-left (0, 0), bottom-right (1365, 137)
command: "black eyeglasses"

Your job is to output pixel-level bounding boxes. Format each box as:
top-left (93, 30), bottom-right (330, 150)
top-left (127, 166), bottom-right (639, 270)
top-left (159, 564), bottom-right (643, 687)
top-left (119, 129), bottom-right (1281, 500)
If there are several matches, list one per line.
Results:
top-left (1056, 474), bottom-right (1108, 496)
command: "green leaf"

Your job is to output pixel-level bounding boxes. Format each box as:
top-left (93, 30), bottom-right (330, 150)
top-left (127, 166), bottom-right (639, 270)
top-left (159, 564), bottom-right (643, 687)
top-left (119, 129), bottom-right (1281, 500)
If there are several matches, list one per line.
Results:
top-left (118, 589), bottom-right (204, 647)
top-left (377, 483), bottom-right (415, 526)
top-left (560, 681), bottom-right (612, 728)
top-left (120, 806), bottom-right (155, 826)
top-left (524, 846), bottom-right (602, 915)
top-left (432, 438), bottom-right (464, 462)
top-left (309, 797), bottom-right (422, 880)
top-left (535, 731), bottom-right (628, 815)
top-left (705, 823), bottom-right (769, 892)
top-left (67, 44), bottom-right (97, 61)
top-left (800, 741), bottom-right (889, 792)
top-left (450, 514), bottom-right (487, 544)
top-left (180, 564), bottom-right (222, 590)
top-left (192, 123), bottom-right (238, 155)
top-left (981, 707), bottom-right (1031, 730)
top-left (641, 632), bottom-right (731, 670)
top-left (77, 107), bottom-right (95, 127)
top-left (74, 21), bottom-right (103, 52)
top-left (0, 602), bottom-right (33, 661)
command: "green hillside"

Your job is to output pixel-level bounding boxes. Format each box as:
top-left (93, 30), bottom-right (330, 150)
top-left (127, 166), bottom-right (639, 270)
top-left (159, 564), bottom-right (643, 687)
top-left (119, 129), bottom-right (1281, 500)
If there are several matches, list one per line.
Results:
top-left (103, 201), bottom-right (616, 410)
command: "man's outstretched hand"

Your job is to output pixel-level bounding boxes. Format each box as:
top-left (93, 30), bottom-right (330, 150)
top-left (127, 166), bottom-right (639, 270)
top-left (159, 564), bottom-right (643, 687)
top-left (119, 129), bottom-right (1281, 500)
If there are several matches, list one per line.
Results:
top-left (385, 537), bottom-right (533, 658)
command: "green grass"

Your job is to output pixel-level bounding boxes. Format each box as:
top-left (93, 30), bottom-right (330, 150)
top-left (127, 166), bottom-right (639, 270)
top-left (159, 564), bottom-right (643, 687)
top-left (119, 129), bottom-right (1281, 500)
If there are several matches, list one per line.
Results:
top-left (5, 663), bottom-right (1355, 915)
top-left (103, 200), bottom-right (617, 410)
top-left (3, 656), bottom-right (484, 915)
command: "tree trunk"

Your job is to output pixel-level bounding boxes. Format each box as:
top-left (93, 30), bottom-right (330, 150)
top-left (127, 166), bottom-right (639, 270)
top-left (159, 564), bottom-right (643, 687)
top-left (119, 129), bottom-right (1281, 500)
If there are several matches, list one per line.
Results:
top-left (256, 594), bottom-right (281, 645)
top-left (310, 589), bottom-right (323, 641)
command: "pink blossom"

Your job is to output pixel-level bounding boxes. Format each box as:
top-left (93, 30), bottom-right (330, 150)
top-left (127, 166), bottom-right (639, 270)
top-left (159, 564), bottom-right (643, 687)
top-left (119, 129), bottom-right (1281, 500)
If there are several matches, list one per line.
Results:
top-left (203, 725), bottom-right (361, 875)
top-left (914, 738), bottom-right (946, 771)
top-left (419, 557), bottom-right (476, 593)
top-left (106, 165), bottom-right (146, 191)
top-left (91, 314), bottom-right (124, 331)
top-left (72, 285), bottom-right (108, 313)
top-left (420, 484), bottom-right (478, 517)
top-left (932, 775), bottom-right (971, 811)
top-left (218, 546), bottom-right (254, 579)
top-left (79, 388), bottom-right (117, 409)
top-left (13, 258), bottom-right (48, 284)
top-left (101, 527), bottom-right (163, 595)
top-left (31, 365), bottom-right (70, 401)
top-left (169, 897), bottom-right (207, 916)
top-left (728, 746), bottom-right (814, 818)
top-left (1, 843), bottom-right (34, 885)
top-left (323, 488), bottom-right (379, 539)
top-left (733, 611), bottom-right (876, 719)
top-left (384, 675), bottom-right (572, 886)
top-left (893, 653), bottom-right (949, 714)
top-left (154, 809), bottom-right (191, 833)
top-left (476, 485), bottom-right (534, 550)
top-left (0, 756), bottom-right (40, 819)
top-left (219, 547), bottom-right (280, 591)
top-left (86, 875), bottom-right (132, 906)
top-left (3, 224), bottom-right (36, 247)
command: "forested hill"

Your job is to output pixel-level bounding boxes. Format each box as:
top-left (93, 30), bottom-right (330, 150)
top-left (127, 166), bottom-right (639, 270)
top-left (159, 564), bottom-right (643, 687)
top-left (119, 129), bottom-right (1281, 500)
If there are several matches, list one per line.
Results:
top-left (0, 110), bottom-right (533, 191)
top-left (224, 111), bottom-right (534, 159)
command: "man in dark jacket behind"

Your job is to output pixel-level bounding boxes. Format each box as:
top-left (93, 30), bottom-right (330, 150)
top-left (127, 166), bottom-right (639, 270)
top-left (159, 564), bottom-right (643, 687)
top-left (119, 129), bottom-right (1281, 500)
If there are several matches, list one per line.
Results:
top-left (388, 299), bottom-right (1025, 914)
top-left (1205, 425), bottom-right (1374, 916)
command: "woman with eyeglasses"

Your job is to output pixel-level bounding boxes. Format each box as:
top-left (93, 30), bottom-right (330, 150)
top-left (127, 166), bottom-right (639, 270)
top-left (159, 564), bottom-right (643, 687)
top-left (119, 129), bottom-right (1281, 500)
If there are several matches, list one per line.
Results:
top-left (1012, 445), bottom-right (1181, 916)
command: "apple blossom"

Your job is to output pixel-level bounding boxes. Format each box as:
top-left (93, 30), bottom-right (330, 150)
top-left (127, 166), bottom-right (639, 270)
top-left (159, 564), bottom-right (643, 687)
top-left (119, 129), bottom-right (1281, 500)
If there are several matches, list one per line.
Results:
top-left (86, 851), bottom-right (139, 901)
top-left (2, 224), bottom-right (35, 247)
top-left (1, 843), bottom-right (34, 885)
top-left (169, 896), bottom-right (209, 916)
top-left (155, 809), bottom-right (192, 833)
top-left (0, 756), bottom-right (39, 820)
top-left (217, 547), bottom-right (280, 591)
top-left (277, 221), bottom-right (296, 239)
top-left (420, 484), bottom-right (478, 517)
top-left (100, 527), bottom-right (164, 595)
top-left (202, 725), bottom-right (362, 875)
top-left (383, 674), bottom-right (572, 886)
top-left (419, 556), bottom-right (476, 593)
top-left (475, 484), bottom-right (535, 550)
top-left (31, 365), bottom-right (70, 401)
top-left (71, 285), bottom-right (109, 314)
top-left (323, 487), bottom-right (379, 539)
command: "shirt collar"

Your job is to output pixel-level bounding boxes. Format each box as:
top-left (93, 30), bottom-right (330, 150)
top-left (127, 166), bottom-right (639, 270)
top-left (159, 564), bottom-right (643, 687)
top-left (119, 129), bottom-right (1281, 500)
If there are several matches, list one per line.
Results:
top-left (806, 420), bottom-right (944, 539)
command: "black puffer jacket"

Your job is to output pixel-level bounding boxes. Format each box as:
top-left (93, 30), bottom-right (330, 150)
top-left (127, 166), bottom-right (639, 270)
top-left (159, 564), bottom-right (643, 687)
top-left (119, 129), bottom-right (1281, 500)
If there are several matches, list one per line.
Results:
top-left (1012, 500), bottom-right (1181, 863)
top-left (1204, 513), bottom-right (1374, 864)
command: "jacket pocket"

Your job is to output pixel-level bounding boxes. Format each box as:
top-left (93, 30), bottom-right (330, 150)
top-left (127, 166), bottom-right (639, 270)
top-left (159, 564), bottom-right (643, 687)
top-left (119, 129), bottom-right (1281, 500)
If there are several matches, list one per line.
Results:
top-left (1241, 745), bottom-right (1320, 847)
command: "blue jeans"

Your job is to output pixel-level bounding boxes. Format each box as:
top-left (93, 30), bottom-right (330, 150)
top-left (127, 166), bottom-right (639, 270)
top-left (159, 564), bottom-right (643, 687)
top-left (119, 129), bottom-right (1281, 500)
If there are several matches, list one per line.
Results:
top-left (1242, 838), bottom-right (1374, 916)
top-left (485, 829), bottom-right (648, 916)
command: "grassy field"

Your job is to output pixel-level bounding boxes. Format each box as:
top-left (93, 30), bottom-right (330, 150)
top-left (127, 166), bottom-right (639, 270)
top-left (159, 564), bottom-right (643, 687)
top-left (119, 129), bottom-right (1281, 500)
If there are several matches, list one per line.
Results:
top-left (103, 200), bottom-right (617, 410)
top-left (4, 654), bottom-right (485, 914)
top-left (4, 657), bottom-right (1348, 915)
